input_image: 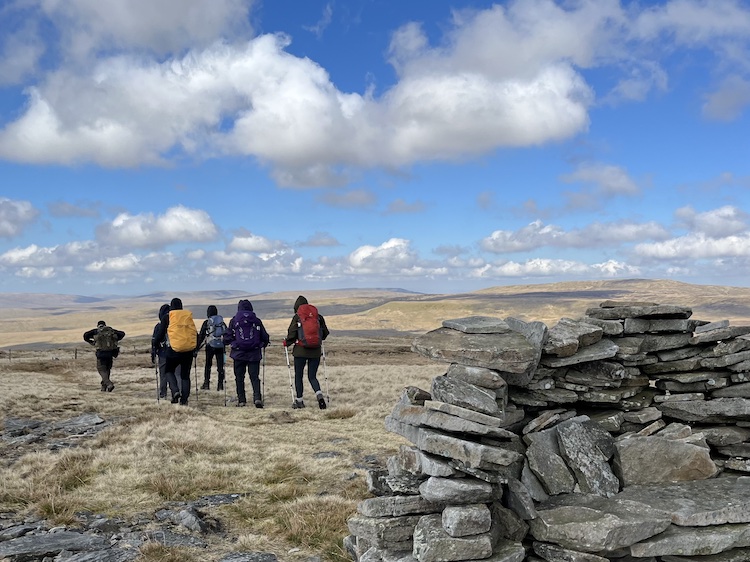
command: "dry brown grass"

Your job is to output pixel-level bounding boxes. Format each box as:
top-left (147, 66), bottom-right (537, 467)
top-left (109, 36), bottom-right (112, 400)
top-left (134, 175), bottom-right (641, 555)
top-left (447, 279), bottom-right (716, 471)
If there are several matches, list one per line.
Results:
top-left (0, 342), bottom-right (441, 562)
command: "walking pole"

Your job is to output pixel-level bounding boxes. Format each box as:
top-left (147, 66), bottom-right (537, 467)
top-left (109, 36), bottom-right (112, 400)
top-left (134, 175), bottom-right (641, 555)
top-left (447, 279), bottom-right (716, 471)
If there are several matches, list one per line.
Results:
top-left (193, 351), bottom-right (199, 407)
top-left (223, 347), bottom-right (228, 407)
top-left (284, 343), bottom-right (295, 406)
top-left (322, 341), bottom-right (330, 406)
top-left (155, 362), bottom-right (160, 405)
top-left (261, 347), bottom-right (266, 407)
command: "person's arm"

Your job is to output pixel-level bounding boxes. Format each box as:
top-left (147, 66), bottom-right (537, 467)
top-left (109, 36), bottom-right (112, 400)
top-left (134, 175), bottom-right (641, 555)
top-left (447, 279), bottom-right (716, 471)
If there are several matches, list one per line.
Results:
top-left (320, 315), bottom-right (330, 341)
top-left (222, 318), bottom-right (235, 346)
top-left (196, 320), bottom-right (208, 349)
top-left (83, 328), bottom-right (96, 345)
top-left (259, 321), bottom-right (271, 347)
top-left (115, 329), bottom-right (125, 341)
top-left (154, 315), bottom-right (168, 347)
top-left (284, 316), bottom-right (298, 346)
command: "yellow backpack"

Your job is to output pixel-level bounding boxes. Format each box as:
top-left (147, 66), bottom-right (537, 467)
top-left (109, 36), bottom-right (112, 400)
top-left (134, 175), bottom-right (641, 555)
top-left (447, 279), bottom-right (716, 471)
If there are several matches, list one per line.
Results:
top-left (167, 309), bottom-right (197, 352)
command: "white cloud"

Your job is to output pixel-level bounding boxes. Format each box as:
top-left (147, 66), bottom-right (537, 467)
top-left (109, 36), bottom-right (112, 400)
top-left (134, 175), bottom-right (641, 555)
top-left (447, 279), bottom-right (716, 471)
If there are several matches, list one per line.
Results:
top-left (96, 205), bottom-right (218, 248)
top-left (471, 257), bottom-right (639, 279)
top-left (348, 238), bottom-right (424, 275)
top-left (560, 162), bottom-right (641, 201)
top-left (228, 232), bottom-right (280, 252)
top-left (85, 253), bottom-right (143, 272)
top-left (0, 23), bottom-right (44, 86)
top-left (635, 233), bottom-right (750, 260)
top-left (703, 75), bottom-right (750, 121)
top-left (480, 219), bottom-right (668, 253)
top-left (675, 205), bottom-right (749, 237)
top-left (0, 198), bottom-right (39, 238)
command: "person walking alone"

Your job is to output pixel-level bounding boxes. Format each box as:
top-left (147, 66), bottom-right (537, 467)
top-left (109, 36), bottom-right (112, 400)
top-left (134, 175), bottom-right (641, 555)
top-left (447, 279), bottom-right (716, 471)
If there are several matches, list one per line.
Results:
top-left (196, 305), bottom-right (227, 391)
top-left (83, 320), bottom-right (125, 392)
top-left (224, 299), bottom-right (269, 407)
top-left (284, 295), bottom-right (329, 409)
top-left (153, 298), bottom-right (198, 405)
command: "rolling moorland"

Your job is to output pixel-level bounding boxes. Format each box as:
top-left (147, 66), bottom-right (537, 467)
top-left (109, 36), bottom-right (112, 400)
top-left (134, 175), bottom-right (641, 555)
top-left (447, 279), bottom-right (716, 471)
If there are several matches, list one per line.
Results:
top-left (2, 279), bottom-right (750, 561)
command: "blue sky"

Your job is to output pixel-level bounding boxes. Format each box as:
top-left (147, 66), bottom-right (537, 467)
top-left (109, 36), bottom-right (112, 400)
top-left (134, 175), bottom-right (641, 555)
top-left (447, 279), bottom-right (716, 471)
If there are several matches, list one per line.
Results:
top-left (1, 0), bottom-right (750, 296)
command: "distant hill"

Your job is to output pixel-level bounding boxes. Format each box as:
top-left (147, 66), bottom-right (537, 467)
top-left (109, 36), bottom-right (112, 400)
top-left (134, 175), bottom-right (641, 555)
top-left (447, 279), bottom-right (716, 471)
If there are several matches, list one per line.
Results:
top-left (2, 279), bottom-right (750, 349)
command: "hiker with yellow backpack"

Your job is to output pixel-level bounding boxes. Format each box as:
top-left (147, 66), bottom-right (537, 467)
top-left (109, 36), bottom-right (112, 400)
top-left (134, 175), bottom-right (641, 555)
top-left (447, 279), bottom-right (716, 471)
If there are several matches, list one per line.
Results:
top-left (153, 297), bottom-right (198, 405)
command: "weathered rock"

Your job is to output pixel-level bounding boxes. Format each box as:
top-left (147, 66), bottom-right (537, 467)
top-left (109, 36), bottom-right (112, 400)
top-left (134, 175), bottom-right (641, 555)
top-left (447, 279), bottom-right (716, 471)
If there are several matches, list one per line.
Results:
top-left (358, 496), bottom-right (444, 518)
top-left (580, 317), bottom-right (624, 336)
top-left (624, 318), bottom-right (692, 334)
top-left (694, 319), bottom-right (731, 333)
top-left (642, 357), bottom-right (703, 374)
top-left (418, 476), bottom-right (493, 504)
top-left (412, 327), bottom-right (540, 381)
top-left (629, 522), bottom-right (750, 557)
top-left (390, 403), bottom-right (515, 440)
top-left (614, 435), bottom-right (718, 486)
top-left (586, 304), bottom-right (692, 320)
top-left (525, 430), bottom-right (576, 496)
top-left (639, 333), bottom-right (694, 353)
top-left (541, 340), bottom-right (619, 368)
top-left (690, 326), bottom-right (750, 344)
top-left (522, 459), bottom-right (551, 502)
top-left (347, 515), bottom-right (421, 548)
top-left (393, 445), bottom-right (457, 478)
top-left (442, 316), bottom-right (511, 334)
top-left (506, 477), bottom-right (538, 520)
top-left (623, 407), bottom-right (662, 424)
top-left (62, 550), bottom-right (139, 561)
top-left (615, 476), bottom-right (750, 526)
top-left (430, 375), bottom-right (500, 416)
top-left (718, 443), bottom-right (750, 458)
top-left (0, 531), bottom-right (108, 560)
top-left (441, 504), bottom-right (491, 537)
top-left (658, 398), bottom-right (750, 423)
top-left (532, 541), bottom-right (609, 562)
top-left (544, 318), bottom-right (603, 358)
top-left (713, 383), bottom-right (750, 398)
top-left (412, 514), bottom-right (492, 562)
top-left (662, 548), bottom-right (750, 562)
top-left (529, 495), bottom-right (671, 552)
top-left (700, 426), bottom-right (750, 447)
top-left (556, 421), bottom-right (619, 497)
top-left (423, 400), bottom-right (505, 428)
top-left (490, 503), bottom-right (529, 543)
top-left (446, 363), bottom-right (508, 390)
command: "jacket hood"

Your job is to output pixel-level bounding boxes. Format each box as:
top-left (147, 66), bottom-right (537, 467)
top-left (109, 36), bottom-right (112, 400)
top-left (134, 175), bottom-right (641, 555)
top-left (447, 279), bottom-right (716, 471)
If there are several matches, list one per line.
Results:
top-left (158, 304), bottom-right (170, 320)
top-left (170, 297), bottom-right (183, 310)
top-left (294, 295), bottom-right (308, 312)
top-left (238, 299), bottom-right (253, 311)
top-left (207, 305), bottom-right (218, 317)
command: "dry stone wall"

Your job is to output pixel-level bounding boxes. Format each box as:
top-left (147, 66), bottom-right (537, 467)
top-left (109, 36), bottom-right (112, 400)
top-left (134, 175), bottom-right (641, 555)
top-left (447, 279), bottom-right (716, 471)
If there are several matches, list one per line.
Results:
top-left (344, 300), bottom-right (750, 562)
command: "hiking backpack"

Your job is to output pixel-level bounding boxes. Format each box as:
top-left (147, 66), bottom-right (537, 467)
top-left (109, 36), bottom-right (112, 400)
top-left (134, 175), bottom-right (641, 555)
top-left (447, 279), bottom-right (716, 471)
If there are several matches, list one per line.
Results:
top-left (206, 315), bottom-right (226, 348)
top-left (167, 309), bottom-right (197, 353)
top-left (296, 304), bottom-right (322, 348)
top-left (234, 312), bottom-right (262, 351)
top-left (94, 326), bottom-right (119, 352)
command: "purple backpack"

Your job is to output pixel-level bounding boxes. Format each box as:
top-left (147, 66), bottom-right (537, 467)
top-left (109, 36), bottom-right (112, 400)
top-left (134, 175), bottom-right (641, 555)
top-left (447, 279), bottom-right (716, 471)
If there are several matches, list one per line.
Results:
top-left (234, 311), bottom-right (261, 351)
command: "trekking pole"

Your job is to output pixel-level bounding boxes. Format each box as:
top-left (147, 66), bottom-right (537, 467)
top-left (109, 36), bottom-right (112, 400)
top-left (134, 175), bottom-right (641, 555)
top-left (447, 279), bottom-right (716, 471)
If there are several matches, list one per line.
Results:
top-left (155, 362), bottom-right (160, 405)
top-left (261, 348), bottom-right (266, 407)
top-left (322, 341), bottom-right (330, 406)
top-left (223, 348), bottom-right (228, 407)
top-left (284, 343), bottom-right (295, 406)
top-left (193, 352), bottom-right (199, 407)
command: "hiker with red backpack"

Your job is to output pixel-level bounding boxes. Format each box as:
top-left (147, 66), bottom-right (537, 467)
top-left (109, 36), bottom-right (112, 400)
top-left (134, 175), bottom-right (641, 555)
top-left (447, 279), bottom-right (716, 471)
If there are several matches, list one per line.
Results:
top-left (284, 295), bottom-right (330, 409)
top-left (223, 299), bottom-right (270, 408)
top-left (83, 320), bottom-right (125, 392)
top-left (196, 305), bottom-right (227, 391)
top-left (153, 297), bottom-right (198, 405)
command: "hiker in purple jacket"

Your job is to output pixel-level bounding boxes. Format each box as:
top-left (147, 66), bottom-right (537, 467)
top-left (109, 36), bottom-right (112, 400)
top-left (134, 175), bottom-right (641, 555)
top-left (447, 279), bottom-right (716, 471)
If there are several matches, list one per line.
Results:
top-left (223, 299), bottom-right (270, 408)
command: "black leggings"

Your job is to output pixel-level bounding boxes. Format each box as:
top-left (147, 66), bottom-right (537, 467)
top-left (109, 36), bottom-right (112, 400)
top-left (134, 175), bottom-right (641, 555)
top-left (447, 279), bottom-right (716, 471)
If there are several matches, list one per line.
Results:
top-left (294, 356), bottom-right (321, 399)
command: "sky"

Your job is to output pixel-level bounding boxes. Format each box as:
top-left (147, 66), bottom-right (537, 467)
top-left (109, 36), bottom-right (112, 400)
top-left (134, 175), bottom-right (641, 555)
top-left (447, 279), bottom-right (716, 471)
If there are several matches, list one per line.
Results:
top-left (1, 0), bottom-right (750, 297)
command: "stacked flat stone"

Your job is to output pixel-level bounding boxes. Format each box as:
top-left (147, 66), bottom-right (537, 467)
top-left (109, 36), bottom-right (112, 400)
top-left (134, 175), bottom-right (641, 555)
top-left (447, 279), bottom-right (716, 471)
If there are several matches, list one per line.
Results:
top-left (344, 301), bottom-right (750, 562)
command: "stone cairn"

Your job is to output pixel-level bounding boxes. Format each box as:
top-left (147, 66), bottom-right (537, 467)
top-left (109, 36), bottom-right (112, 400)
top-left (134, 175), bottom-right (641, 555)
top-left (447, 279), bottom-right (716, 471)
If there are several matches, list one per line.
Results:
top-left (344, 301), bottom-right (750, 562)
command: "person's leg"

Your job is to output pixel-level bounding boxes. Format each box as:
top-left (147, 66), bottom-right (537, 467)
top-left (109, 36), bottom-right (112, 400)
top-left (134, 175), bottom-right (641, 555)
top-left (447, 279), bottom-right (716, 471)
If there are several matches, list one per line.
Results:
top-left (165, 357), bottom-right (180, 402)
top-left (216, 348), bottom-right (225, 390)
top-left (248, 361), bottom-right (262, 407)
top-left (178, 353), bottom-right (193, 405)
top-left (96, 355), bottom-right (112, 391)
top-left (202, 347), bottom-right (213, 389)
top-left (234, 360), bottom-right (247, 405)
top-left (158, 354), bottom-right (168, 398)
top-left (306, 357), bottom-right (326, 409)
top-left (293, 356), bottom-right (306, 407)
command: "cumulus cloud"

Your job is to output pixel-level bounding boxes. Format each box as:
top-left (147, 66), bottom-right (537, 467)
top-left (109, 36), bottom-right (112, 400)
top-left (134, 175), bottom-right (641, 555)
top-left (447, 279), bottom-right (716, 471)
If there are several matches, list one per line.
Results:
top-left (96, 205), bottom-right (218, 248)
top-left (472, 257), bottom-right (640, 278)
top-left (480, 219), bottom-right (668, 253)
top-left (675, 205), bottom-right (749, 237)
top-left (0, 198), bottom-right (39, 238)
top-left (702, 75), bottom-right (750, 121)
top-left (635, 233), bottom-right (750, 260)
top-left (560, 162), bottom-right (641, 210)
top-left (227, 231), bottom-right (282, 252)
top-left (347, 238), bottom-right (426, 275)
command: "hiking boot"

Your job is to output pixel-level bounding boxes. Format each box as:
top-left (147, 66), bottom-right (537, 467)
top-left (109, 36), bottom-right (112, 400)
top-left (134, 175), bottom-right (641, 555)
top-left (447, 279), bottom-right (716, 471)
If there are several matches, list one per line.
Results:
top-left (237, 402), bottom-right (247, 407)
top-left (317, 396), bottom-right (327, 409)
top-left (106, 383), bottom-right (115, 392)
top-left (201, 381), bottom-right (210, 390)
top-left (254, 400), bottom-right (264, 409)
top-left (171, 393), bottom-right (181, 404)
top-left (217, 382), bottom-right (224, 391)
top-left (292, 400), bottom-right (305, 409)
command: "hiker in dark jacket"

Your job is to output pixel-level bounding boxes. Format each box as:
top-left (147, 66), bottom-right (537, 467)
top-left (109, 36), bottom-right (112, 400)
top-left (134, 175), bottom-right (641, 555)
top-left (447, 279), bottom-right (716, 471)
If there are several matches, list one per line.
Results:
top-left (150, 303), bottom-right (172, 399)
top-left (223, 299), bottom-right (270, 408)
top-left (284, 295), bottom-right (329, 409)
top-left (153, 297), bottom-right (197, 405)
top-left (196, 305), bottom-right (226, 391)
top-left (83, 320), bottom-right (125, 392)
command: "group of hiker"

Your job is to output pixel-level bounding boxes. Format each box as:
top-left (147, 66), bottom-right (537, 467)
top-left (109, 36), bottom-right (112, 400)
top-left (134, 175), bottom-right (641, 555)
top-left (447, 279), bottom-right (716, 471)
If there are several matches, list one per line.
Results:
top-left (83, 295), bottom-right (329, 409)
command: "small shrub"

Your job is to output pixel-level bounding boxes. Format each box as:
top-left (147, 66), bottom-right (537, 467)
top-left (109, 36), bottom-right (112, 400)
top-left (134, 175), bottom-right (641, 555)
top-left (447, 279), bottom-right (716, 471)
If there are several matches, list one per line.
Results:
top-left (137, 541), bottom-right (198, 562)
top-left (324, 407), bottom-right (357, 420)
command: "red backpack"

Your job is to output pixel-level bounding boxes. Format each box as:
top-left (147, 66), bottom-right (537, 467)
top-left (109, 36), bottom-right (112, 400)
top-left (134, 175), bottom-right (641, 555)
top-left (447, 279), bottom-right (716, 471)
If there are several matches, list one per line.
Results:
top-left (296, 304), bottom-right (322, 348)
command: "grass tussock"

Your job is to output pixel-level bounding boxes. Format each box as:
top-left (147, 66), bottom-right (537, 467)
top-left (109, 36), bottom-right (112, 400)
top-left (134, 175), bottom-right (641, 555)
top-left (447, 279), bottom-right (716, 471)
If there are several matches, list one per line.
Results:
top-left (0, 346), bottom-right (439, 560)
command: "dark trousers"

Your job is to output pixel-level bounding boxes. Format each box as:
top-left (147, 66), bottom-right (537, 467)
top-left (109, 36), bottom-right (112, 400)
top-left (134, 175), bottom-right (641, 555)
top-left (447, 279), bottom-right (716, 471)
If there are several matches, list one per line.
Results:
top-left (157, 353), bottom-right (175, 398)
top-left (165, 352), bottom-right (194, 404)
top-left (204, 346), bottom-right (225, 383)
top-left (96, 355), bottom-right (114, 388)
top-left (234, 359), bottom-right (261, 404)
top-left (294, 356), bottom-right (321, 399)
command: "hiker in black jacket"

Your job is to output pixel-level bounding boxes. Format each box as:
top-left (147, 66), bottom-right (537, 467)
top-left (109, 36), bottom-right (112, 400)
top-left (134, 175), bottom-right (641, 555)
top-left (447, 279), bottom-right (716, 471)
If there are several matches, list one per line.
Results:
top-left (284, 295), bottom-right (329, 409)
top-left (150, 303), bottom-right (173, 399)
top-left (83, 320), bottom-right (125, 392)
top-left (196, 305), bottom-right (226, 391)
